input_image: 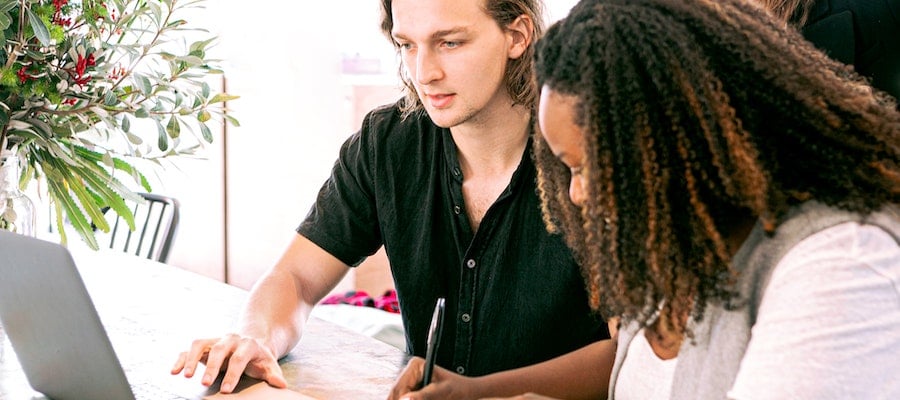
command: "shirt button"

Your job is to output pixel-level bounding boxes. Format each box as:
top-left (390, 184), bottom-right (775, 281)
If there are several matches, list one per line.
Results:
top-left (456, 366), bottom-right (465, 375)
top-left (461, 313), bottom-right (471, 323)
top-left (453, 205), bottom-right (461, 215)
top-left (453, 167), bottom-right (461, 176)
top-left (466, 259), bottom-right (476, 269)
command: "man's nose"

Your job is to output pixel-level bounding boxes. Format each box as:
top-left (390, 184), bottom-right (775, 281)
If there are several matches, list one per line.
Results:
top-left (415, 49), bottom-right (443, 85)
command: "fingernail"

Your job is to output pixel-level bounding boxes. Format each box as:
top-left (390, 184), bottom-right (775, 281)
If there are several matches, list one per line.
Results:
top-left (221, 383), bottom-right (233, 392)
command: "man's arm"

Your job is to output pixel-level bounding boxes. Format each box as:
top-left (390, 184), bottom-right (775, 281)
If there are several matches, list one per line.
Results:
top-left (172, 233), bottom-right (351, 393)
top-left (239, 233), bottom-right (353, 358)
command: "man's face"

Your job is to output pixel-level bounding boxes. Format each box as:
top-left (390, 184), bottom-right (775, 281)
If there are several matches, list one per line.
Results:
top-left (391, 0), bottom-right (518, 128)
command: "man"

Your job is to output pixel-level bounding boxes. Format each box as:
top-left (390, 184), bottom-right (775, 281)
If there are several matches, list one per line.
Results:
top-left (758, 0), bottom-right (900, 103)
top-left (171, 0), bottom-right (609, 396)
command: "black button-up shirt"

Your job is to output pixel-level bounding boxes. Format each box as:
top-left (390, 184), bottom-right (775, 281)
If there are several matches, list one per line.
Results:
top-left (298, 102), bottom-right (608, 377)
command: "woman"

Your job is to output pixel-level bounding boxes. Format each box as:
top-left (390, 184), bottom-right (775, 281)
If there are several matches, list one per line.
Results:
top-left (532, 0), bottom-right (900, 398)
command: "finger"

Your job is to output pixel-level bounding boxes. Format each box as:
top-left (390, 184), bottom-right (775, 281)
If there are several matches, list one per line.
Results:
top-left (264, 363), bottom-right (288, 389)
top-left (398, 380), bottom-right (444, 400)
top-left (182, 338), bottom-right (216, 378)
top-left (171, 352), bottom-right (187, 374)
top-left (218, 339), bottom-right (259, 393)
top-left (388, 357), bottom-right (425, 400)
top-left (201, 337), bottom-right (238, 386)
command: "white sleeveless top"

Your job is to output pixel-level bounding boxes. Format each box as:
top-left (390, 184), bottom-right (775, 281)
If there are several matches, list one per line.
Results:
top-left (611, 221), bottom-right (900, 399)
top-left (614, 327), bottom-right (677, 400)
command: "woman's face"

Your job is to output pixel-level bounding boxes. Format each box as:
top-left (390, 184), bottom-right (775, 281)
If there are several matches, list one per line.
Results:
top-left (538, 86), bottom-right (589, 206)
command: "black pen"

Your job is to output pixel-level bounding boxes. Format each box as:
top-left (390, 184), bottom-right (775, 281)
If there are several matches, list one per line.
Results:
top-left (421, 297), bottom-right (446, 387)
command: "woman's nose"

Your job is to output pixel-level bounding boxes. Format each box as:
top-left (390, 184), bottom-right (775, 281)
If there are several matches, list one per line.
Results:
top-left (569, 175), bottom-right (586, 206)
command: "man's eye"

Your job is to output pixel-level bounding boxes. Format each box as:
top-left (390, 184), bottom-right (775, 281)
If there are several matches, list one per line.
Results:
top-left (443, 41), bottom-right (460, 48)
top-left (397, 42), bottom-right (413, 50)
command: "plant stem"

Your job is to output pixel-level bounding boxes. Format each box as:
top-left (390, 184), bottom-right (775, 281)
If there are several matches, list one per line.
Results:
top-left (109, 0), bottom-right (178, 92)
top-left (3, 1), bottom-right (27, 71)
top-left (1, 124), bottom-right (8, 151)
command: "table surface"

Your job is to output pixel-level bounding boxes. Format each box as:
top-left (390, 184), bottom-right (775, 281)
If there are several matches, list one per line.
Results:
top-left (0, 248), bottom-right (407, 400)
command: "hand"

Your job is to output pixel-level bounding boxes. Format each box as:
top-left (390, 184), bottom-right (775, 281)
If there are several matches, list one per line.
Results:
top-left (171, 334), bottom-right (287, 394)
top-left (388, 356), bottom-right (475, 400)
top-left (480, 395), bottom-right (559, 400)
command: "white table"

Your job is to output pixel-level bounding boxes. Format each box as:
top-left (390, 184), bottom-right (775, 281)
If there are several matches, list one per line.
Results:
top-left (0, 248), bottom-right (407, 399)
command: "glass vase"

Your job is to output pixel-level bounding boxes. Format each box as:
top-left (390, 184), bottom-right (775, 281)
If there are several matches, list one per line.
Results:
top-left (0, 150), bottom-right (37, 358)
top-left (0, 150), bottom-right (36, 237)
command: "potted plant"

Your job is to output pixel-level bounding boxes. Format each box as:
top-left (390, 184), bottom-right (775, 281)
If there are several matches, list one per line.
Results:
top-left (0, 0), bottom-right (237, 249)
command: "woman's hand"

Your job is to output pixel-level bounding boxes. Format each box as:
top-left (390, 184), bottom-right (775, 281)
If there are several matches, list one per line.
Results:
top-left (388, 356), bottom-right (478, 400)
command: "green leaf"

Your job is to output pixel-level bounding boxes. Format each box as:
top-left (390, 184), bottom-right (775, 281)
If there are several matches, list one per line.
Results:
top-left (199, 122), bottom-right (213, 143)
top-left (189, 38), bottom-right (216, 54)
top-left (166, 116), bottom-right (181, 139)
top-left (103, 90), bottom-right (118, 106)
top-left (197, 109), bottom-right (211, 123)
top-left (101, 152), bottom-right (114, 168)
top-left (136, 74), bottom-right (153, 96)
top-left (209, 93), bottom-right (240, 104)
top-left (72, 146), bottom-right (152, 194)
top-left (24, 50), bottom-right (46, 61)
top-left (0, 0), bottom-right (16, 13)
top-left (26, 8), bottom-right (52, 47)
top-left (201, 82), bottom-right (210, 98)
top-left (157, 122), bottom-right (169, 151)
top-left (224, 114), bottom-right (240, 127)
top-left (75, 169), bottom-right (137, 232)
top-left (135, 106), bottom-right (150, 118)
top-left (126, 131), bottom-right (144, 145)
top-left (47, 179), bottom-right (99, 250)
top-left (68, 177), bottom-right (111, 232)
top-left (174, 55), bottom-right (204, 65)
top-left (121, 115), bottom-right (131, 132)
top-left (51, 201), bottom-right (69, 247)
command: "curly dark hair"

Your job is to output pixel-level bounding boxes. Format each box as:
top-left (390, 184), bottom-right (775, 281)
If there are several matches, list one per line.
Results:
top-left (533, 0), bottom-right (900, 333)
top-left (379, 0), bottom-right (545, 118)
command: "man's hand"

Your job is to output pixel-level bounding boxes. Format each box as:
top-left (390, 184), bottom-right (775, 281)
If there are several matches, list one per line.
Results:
top-left (171, 334), bottom-right (287, 394)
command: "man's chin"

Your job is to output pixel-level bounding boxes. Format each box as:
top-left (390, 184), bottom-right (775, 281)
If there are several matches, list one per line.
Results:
top-left (425, 109), bottom-right (465, 129)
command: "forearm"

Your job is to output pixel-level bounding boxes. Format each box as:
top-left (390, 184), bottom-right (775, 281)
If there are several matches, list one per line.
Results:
top-left (237, 268), bottom-right (312, 359)
top-left (470, 339), bottom-right (616, 400)
top-left (235, 234), bottom-right (351, 359)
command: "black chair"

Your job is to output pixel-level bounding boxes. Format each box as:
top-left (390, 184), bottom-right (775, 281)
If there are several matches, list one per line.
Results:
top-left (104, 192), bottom-right (180, 263)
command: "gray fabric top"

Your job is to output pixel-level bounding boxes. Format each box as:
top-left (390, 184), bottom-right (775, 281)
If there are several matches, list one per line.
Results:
top-left (608, 201), bottom-right (900, 399)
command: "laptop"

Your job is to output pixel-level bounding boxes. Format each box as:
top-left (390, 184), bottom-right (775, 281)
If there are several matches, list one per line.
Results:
top-left (0, 230), bottom-right (207, 400)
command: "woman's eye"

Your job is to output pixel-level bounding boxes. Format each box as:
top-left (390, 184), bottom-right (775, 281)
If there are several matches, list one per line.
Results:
top-left (570, 166), bottom-right (583, 176)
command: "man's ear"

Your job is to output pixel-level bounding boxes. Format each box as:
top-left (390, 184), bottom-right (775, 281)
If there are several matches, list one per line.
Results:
top-left (506, 15), bottom-right (534, 59)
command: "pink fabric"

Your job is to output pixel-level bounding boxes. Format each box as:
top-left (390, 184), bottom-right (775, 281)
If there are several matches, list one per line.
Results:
top-left (322, 290), bottom-right (400, 313)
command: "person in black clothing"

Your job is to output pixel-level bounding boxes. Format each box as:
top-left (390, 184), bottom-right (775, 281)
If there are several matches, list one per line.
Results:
top-left (171, 0), bottom-right (612, 397)
top-left (760, 0), bottom-right (900, 101)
